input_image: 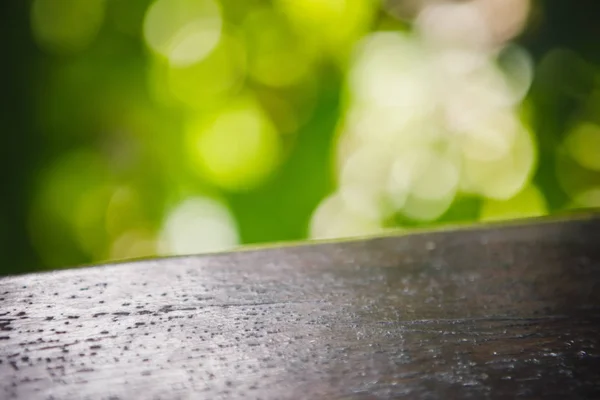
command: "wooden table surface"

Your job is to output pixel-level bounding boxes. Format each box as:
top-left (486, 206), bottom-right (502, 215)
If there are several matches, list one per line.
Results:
top-left (1, 215), bottom-right (600, 399)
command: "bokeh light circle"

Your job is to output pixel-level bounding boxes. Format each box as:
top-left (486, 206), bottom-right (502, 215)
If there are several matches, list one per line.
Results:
top-left (309, 193), bottom-right (382, 240)
top-left (461, 123), bottom-right (536, 200)
top-left (159, 197), bottom-right (239, 255)
top-left (565, 122), bottom-right (600, 172)
top-left (143, 0), bottom-right (222, 67)
top-left (166, 33), bottom-right (246, 109)
top-left (242, 8), bottom-right (315, 87)
top-left (186, 98), bottom-right (282, 191)
top-left (480, 185), bottom-right (547, 221)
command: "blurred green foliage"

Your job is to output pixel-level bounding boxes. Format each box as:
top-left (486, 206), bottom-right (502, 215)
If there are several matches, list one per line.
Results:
top-left (1, 0), bottom-right (600, 275)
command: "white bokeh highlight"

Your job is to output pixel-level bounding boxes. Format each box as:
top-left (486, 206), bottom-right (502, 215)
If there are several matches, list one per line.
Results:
top-left (310, 0), bottom-right (534, 239)
top-left (159, 197), bottom-right (239, 255)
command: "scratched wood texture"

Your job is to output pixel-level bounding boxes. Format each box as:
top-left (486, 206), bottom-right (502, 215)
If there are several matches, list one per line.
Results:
top-left (1, 215), bottom-right (600, 399)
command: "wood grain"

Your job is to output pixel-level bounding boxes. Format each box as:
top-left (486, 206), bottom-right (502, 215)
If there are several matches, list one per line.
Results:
top-left (1, 216), bottom-right (600, 399)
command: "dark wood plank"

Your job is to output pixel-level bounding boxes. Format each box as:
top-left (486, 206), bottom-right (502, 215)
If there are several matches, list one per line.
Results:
top-left (1, 215), bottom-right (600, 399)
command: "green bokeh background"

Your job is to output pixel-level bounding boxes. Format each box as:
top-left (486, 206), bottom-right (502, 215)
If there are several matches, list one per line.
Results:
top-left (1, 0), bottom-right (600, 275)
